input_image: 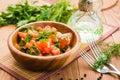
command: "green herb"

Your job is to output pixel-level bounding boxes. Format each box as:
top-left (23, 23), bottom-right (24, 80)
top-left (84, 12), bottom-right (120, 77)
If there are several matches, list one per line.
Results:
top-left (31, 52), bottom-right (36, 55)
top-left (110, 44), bottom-right (120, 56)
top-left (0, 0), bottom-right (76, 27)
top-left (26, 49), bottom-right (31, 54)
top-left (19, 28), bottom-right (28, 32)
top-left (24, 34), bottom-right (32, 42)
top-left (39, 39), bottom-right (48, 42)
top-left (19, 40), bottom-right (26, 46)
top-left (93, 43), bottom-right (120, 70)
top-left (93, 54), bottom-right (110, 70)
top-left (44, 30), bottom-right (55, 36)
top-left (20, 46), bottom-right (27, 52)
top-left (24, 45), bottom-right (41, 55)
top-left (32, 45), bottom-right (41, 54)
top-left (35, 35), bottom-right (44, 41)
top-left (55, 42), bottom-right (60, 48)
top-left (53, 37), bottom-right (59, 42)
top-left (19, 26), bottom-right (33, 32)
top-left (28, 26), bottom-right (34, 30)
top-left (35, 30), bottom-right (55, 40)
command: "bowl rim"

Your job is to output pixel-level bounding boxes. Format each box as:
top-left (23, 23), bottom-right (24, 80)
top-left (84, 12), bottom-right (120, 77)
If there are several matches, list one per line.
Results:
top-left (8, 21), bottom-right (80, 59)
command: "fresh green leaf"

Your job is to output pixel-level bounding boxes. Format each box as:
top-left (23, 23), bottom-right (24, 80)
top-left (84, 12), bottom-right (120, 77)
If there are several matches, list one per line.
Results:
top-left (54, 42), bottom-right (60, 48)
top-left (43, 30), bottom-right (55, 36)
top-left (28, 26), bottom-right (34, 30)
top-left (24, 34), bottom-right (32, 42)
top-left (32, 45), bottom-right (41, 54)
top-left (19, 40), bottom-right (26, 46)
top-left (19, 28), bottom-right (28, 32)
top-left (39, 39), bottom-right (48, 42)
top-left (17, 20), bottom-right (29, 27)
top-left (0, 0), bottom-right (76, 27)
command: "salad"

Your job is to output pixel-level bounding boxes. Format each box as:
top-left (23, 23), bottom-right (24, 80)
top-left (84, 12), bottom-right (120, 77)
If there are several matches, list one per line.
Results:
top-left (15, 25), bottom-right (72, 56)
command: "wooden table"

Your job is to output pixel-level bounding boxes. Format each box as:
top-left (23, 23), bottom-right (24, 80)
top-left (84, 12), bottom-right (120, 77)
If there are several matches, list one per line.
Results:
top-left (0, 0), bottom-right (120, 80)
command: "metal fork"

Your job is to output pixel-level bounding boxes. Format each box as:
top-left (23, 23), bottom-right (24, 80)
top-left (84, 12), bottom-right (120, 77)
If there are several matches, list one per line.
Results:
top-left (87, 39), bottom-right (120, 73)
top-left (81, 50), bottom-right (120, 75)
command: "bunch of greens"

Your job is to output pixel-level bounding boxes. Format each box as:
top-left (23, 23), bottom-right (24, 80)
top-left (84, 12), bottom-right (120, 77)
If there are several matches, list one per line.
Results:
top-left (93, 43), bottom-right (120, 70)
top-left (0, 0), bottom-right (76, 27)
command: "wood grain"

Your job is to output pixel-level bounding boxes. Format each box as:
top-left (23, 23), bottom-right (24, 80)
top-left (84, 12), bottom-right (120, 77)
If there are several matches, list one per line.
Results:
top-left (102, 0), bottom-right (119, 11)
top-left (0, 0), bottom-right (120, 80)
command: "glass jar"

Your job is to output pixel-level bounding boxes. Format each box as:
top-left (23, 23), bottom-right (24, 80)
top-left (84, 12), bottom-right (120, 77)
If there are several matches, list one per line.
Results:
top-left (68, 0), bottom-right (103, 43)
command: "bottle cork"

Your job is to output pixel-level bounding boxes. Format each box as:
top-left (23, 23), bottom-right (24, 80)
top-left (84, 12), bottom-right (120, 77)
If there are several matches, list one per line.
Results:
top-left (78, 0), bottom-right (93, 12)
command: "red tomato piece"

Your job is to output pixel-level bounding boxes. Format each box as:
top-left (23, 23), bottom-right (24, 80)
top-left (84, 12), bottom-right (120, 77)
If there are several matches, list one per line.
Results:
top-left (44, 48), bottom-right (51, 54)
top-left (36, 41), bottom-right (51, 54)
top-left (59, 39), bottom-right (69, 49)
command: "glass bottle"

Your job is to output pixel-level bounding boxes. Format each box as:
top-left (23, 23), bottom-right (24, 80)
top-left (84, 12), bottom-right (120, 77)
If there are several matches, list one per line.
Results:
top-left (68, 0), bottom-right (103, 43)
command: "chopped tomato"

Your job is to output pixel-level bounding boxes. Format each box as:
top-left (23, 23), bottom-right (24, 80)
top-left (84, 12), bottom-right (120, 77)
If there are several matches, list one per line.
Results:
top-left (36, 41), bottom-right (51, 54)
top-left (44, 48), bottom-right (51, 54)
top-left (18, 32), bottom-right (27, 38)
top-left (59, 39), bottom-right (69, 49)
top-left (51, 45), bottom-right (60, 55)
top-left (59, 33), bottom-right (72, 49)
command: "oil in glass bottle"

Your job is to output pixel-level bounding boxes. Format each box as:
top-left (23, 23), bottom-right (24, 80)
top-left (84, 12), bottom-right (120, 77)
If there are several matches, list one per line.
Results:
top-left (68, 0), bottom-right (103, 43)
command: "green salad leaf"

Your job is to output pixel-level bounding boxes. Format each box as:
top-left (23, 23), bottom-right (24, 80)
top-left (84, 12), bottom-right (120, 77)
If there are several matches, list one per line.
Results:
top-left (0, 0), bottom-right (76, 27)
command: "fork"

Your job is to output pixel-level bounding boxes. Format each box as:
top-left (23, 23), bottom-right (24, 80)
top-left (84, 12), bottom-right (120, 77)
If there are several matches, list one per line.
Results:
top-left (87, 39), bottom-right (120, 73)
top-left (81, 50), bottom-right (120, 75)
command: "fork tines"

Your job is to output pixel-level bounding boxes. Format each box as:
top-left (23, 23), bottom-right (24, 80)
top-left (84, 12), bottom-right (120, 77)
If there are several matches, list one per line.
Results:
top-left (81, 50), bottom-right (95, 68)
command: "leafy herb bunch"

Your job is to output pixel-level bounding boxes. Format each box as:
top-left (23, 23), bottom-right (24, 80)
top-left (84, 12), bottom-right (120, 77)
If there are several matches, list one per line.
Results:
top-left (93, 43), bottom-right (120, 70)
top-left (0, 0), bottom-right (76, 27)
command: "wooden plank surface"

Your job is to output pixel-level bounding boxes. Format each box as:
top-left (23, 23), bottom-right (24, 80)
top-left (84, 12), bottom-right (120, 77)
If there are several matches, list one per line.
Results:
top-left (0, 0), bottom-right (120, 80)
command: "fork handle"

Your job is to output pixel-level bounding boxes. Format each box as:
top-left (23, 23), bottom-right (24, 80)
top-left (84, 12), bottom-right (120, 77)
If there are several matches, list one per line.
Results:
top-left (109, 71), bottom-right (120, 76)
top-left (107, 63), bottom-right (120, 72)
